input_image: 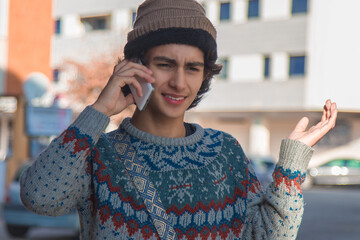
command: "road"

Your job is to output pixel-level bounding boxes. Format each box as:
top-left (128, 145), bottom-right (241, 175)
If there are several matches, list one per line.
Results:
top-left (297, 186), bottom-right (360, 240)
top-left (0, 186), bottom-right (359, 239)
top-left (0, 223), bottom-right (77, 240)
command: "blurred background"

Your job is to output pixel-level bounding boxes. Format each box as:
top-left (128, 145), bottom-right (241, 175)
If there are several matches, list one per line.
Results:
top-left (0, 0), bottom-right (359, 239)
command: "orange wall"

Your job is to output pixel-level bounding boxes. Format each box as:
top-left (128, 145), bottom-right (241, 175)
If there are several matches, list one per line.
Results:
top-left (6, 0), bottom-right (53, 95)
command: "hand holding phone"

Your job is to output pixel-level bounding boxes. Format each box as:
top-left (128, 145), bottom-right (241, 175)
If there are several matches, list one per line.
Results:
top-left (128, 59), bottom-right (154, 111)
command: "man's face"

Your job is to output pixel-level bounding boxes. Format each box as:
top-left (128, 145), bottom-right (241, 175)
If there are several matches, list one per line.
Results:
top-left (143, 44), bottom-right (205, 120)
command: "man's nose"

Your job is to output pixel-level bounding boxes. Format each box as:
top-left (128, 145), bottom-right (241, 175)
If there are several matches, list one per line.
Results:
top-left (169, 68), bottom-right (186, 90)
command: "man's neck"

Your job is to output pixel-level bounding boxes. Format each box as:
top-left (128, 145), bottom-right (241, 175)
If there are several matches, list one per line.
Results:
top-left (130, 110), bottom-right (186, 138)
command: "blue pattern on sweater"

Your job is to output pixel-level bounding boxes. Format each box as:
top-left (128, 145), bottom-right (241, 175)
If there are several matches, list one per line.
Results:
top-left (124, 125), bottom-right (223, 172)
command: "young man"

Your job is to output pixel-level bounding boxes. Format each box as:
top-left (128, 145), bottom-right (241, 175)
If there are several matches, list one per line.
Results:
top-left (20, 0), bottom-right (337, 239)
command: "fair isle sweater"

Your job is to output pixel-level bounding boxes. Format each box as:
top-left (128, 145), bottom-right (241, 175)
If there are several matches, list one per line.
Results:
top-left (20, 106), bottom-right (313, 240)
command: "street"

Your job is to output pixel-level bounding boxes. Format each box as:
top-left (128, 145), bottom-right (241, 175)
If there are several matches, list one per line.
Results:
top-left (297, 186), bottom-right (360, 240)
top-left (0, 223), bottom-right (77, 240)
top-left (0, 186), bottom-right (359, 239)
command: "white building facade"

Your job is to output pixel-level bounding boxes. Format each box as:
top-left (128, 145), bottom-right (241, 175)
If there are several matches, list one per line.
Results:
top-left (51, 0), bottom-right (360, 162)
top-left (0, 0), bottom-right (9, 94)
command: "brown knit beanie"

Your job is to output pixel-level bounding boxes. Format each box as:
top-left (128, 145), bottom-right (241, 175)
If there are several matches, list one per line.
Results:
top-left (124, 0), bottom-right (217, 61)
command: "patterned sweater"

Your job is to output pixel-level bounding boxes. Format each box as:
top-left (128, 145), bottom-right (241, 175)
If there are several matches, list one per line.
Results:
top-left (20, 106), bottom-right (313, 240)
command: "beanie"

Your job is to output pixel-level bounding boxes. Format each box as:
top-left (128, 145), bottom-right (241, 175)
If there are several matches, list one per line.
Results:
top-left (123, 0), bottom-right (217, 61)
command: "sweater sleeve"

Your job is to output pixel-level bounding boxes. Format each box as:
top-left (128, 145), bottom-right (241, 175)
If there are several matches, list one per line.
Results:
top-left (20, 106), bottom-right (110, 216)
top-left (241, 139), bottom-right (313, 239)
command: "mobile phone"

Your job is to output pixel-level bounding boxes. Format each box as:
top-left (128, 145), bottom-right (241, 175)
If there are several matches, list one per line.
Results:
top-left (129, 59), bottom-right (154, 111)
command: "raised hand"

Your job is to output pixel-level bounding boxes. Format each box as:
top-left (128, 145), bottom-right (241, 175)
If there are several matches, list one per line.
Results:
top-left (288, 99), bottom-right (338, 147)
top-left (91, 60), bottom-right (155, 117)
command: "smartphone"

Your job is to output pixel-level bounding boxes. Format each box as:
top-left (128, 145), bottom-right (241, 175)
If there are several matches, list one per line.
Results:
top-left (129, 59), bottom-right (154, 111)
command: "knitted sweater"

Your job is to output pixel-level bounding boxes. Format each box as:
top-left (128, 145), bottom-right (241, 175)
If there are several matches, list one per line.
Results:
top-left (20, 106), bottom-right (313, 240)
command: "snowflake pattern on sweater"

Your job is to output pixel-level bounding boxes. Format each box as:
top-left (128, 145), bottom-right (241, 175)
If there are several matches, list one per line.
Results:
top-left (20, 106), bottom-right (314, 240)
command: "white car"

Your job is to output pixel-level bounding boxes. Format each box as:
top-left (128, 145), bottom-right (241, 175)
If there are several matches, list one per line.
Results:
top-left (307, 158), bottom-right (360, 186)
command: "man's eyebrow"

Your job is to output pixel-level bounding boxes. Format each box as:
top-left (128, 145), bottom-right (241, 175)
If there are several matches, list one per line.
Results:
top-left (186, 62), bottom-right (204, 67)
top-left (152, 56), bottom-right (204, 67)
top-left (153, 56), bottom-right (176, 64)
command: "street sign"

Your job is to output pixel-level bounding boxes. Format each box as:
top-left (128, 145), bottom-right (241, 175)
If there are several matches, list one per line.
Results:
top-left (0, 96), bottom-right (17, 113)
top-left (25, 106), bottom-right (73, 137)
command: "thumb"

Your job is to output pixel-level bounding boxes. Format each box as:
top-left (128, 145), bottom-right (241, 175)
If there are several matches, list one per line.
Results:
top-left (294, 117), bottom-right (309, 133)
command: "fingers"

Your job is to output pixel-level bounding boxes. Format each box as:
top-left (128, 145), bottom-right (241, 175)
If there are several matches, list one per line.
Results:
top-left (314, 100), bottom-right (337, 140)
top-left (321, 105), bottom-right (327, 122)
top-left (112, 60), bottom-right (155, 97)
top-left (287, 117), bottom-right (309, 143)
top-left (325, 99), bottom-right (331, 119)
top-left (322, 99), bottom-right (330, 121)
top-left (115, 60), bottom-right (154, 83)
top-left (288, 100), bottom-right (338, 147)
top-left (119, 76), bottom-right (144, 96)
top-left (124, 92), bottom-right (135, 106)
top-left (322, 99), bottom-right (337, 123)
top-left (294, 117), bottom-right (309, 132)
top-left (328, 101), bottom-right (338, 128)
top-left (92, 60), bottom-right (155, 116)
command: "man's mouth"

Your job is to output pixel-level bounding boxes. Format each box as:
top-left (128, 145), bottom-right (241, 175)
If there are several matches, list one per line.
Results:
top-left (163, 94), bottom-right (186, 104)
top-left (166, 95), bottom-right (185, 101)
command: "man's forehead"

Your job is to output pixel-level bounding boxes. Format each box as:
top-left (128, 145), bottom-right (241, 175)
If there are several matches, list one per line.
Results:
top-left (146, 44), bottom-right (204, 61)
top-left (151, 56), bottom-right (204, 65)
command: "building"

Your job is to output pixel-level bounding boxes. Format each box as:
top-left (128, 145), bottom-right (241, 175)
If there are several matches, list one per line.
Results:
top-left (51, 0), bottom-right (360, 163)
top-left (0, 0), bottom-right (53, 200)
top-left (190, 0), bottom-right (360, 160)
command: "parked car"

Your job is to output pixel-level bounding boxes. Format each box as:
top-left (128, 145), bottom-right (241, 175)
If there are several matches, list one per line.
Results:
top-left (1, 163), bottom-right (80, 238)
top-left (249, 155), bottom-right (276, 187)
top-left (306, 158), bottom-right (360, 187)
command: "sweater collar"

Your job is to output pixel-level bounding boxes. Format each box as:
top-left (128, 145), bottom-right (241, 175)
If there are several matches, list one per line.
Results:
top-left (120, 117), bottom-right (204, 147)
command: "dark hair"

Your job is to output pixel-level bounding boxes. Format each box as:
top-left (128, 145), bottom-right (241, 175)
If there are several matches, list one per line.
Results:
top-left (190, 53), bottom-right (222, 109)
top-left (123, 28), bottom-right (222, 109)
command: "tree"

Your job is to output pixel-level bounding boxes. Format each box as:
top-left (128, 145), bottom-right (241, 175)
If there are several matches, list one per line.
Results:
top-left (62, 53), bottom-right (135, 128)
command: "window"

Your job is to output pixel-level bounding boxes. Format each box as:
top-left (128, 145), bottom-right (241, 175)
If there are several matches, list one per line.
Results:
top-left (324, 160), bottom-right (345, 167)
top-left (8, 120), bottom-right (13, 160)
top-left (220, 2), bottom-right (231, 21)
top-left (248, 0), bottom-right (260, 18)
top-left (292, 0), bottom-right (308, 14)
top-left (0, 119), bottom-right (13, 160)
top-left (132, 10), bottom-right (137, 25)
top-left (289, 56), bottom-right (306, 77)
top-left (347, 160), bottom-right (360, 168)
top-left (218, 58), bottom-right (229, 80)
top-left (80, 15), bottom-right (110, 32)
top-left (264, 56), bottom-right (270, 79)
top-left (54, 19), bottom-right (61, 35)
top-left (53, 69), bottom-right (60, 83)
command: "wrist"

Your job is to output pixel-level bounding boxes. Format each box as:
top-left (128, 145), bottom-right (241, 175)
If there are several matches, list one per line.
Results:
top-left (278, 139), bottom-right (314, 172)
top-left (91, 102), bottom-right (111, 117)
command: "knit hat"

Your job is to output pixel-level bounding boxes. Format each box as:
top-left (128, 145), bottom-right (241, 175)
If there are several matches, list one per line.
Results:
top-left (124, 0), bottom-right (217, 61)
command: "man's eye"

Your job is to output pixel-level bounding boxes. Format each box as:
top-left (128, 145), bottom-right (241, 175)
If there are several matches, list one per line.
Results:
top-left (189, 67), bottom-right (200, 72)
top-left (158, 63), bottom-right (170, 67)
